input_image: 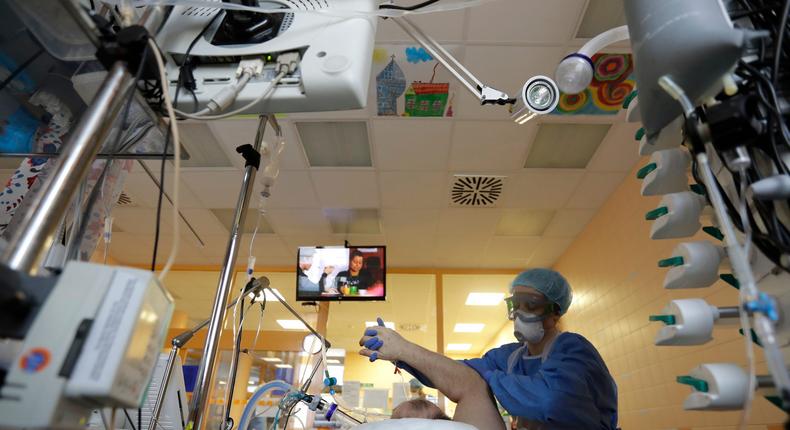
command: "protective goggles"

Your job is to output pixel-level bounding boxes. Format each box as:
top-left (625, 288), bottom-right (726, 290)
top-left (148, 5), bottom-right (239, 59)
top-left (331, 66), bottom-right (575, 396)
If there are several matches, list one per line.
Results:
top-left (505, 293), bottom-right (555, 321)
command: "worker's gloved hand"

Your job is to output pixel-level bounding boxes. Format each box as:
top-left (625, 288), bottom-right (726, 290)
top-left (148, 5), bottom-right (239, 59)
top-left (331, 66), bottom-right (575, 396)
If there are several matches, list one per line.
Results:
top-left (358, 317), bottom-right (408, 362)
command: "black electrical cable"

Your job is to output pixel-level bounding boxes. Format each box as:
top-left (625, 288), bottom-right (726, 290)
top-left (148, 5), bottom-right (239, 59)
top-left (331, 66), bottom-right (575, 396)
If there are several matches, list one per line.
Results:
top-left (0, 48), bottom-right (44, 93)
top-left (774, 0), bottom-right (790, 85)
top-left (172, 11), bottom-right (223, 109)
top-left (379, 0), bottom-right (440, 11)
top-left (149, 125), bottom-right (171, 271)
top-left (123, 410), bottom-right (138, 430)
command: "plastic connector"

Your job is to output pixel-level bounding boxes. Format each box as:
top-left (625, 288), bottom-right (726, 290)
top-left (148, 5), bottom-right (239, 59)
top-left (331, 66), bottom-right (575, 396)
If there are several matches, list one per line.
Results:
top-left (652, 298), bottom-right (720, 346)
top-left (277, 52), bottom-right (301, 75)
top-left (639, 116), bottom-right (684, 156)
top-left (237, 59), bottom-right (265, 78)
top-left (680, 364), bottom-right (750, 411)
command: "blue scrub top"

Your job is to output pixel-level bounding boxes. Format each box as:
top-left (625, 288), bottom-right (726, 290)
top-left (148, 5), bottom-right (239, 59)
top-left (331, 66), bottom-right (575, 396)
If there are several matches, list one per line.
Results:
top-left (399, 332), bottom-right (618, 429)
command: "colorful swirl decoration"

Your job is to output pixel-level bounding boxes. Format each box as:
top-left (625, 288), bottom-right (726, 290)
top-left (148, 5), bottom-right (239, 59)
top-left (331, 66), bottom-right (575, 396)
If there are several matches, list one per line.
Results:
top-left (554, 53), bottom-right (635, 115)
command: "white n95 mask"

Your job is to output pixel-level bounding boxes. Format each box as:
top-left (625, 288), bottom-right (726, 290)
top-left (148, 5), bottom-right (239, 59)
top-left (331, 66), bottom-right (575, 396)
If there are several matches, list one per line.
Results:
top-left (513, 311), bottom-right (545, 344)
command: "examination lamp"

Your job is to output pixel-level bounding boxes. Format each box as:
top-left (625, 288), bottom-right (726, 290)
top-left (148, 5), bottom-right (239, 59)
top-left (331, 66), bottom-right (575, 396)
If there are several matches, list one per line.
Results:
top-left (511, 75), bottom-right (560, 125)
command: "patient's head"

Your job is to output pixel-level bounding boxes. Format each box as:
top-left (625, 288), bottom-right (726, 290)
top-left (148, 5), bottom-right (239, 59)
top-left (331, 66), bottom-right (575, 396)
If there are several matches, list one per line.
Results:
top-left (391, 399), bottom-right (450, 420)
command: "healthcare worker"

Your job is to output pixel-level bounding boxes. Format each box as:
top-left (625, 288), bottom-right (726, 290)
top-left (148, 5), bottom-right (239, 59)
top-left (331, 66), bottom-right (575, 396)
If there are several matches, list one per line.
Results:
top-left (359, 268), bottom-right (618, 430)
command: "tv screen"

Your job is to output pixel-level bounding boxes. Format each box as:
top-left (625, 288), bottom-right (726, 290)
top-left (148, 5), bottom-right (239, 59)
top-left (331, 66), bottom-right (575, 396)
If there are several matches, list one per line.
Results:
top-left (296, 246), bottom-right (386, 301)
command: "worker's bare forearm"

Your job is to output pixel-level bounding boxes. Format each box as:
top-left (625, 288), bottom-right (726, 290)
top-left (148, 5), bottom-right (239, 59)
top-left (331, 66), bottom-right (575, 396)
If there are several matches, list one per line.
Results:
top-left (400, 342), bottom-right (482, 403)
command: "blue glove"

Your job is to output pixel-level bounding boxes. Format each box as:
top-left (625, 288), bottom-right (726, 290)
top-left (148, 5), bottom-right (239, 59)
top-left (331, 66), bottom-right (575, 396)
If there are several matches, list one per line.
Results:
top-left (366, 318), bottom-right (386, 362)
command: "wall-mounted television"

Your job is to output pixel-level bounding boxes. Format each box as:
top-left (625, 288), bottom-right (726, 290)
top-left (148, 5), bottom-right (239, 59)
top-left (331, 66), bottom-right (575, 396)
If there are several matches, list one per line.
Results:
top-left (296, 246), bottom-right (386, 301)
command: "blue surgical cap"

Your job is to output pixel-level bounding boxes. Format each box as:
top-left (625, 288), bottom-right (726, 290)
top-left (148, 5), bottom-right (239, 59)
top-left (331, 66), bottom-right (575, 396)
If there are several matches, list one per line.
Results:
top-left (510, 268), bottom-right (573, 315)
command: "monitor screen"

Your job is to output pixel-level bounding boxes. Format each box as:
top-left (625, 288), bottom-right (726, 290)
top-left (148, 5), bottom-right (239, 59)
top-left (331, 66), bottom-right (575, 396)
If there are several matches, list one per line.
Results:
top-left (296, 246), bottom-right (386, 301)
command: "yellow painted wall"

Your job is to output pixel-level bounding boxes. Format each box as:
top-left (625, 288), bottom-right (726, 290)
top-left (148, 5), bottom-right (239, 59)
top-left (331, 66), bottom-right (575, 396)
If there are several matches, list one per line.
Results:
top-left (553, 163), bottom-right (785, 429)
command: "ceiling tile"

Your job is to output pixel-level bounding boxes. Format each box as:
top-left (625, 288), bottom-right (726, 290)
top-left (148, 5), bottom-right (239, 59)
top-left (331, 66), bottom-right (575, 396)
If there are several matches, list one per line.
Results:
top-left (525, 124), bottom-right (611, 169)
top-left (180, 169), bottom-right (247, 208)
top-left (575, 0), bottom-right (628, 39)
top-left (385, 232), bottom-right (437, 267)
top-left (455, 46), bottom-right (567, 119)
top-left (296, 121), bottom-right (372, 167)
top-left (371, 119), bottom-right (452, 171)
top-left (467, 0), bottom-right (587, 43)
top-left (434, 234), bottom-right (489, 267)
top-left (543, 209), bottom-right (597, 237)
top-left (123, 171), bottom-right (203, 209)
top-left (376, 8), bottom-right (466, 42)
top-left (527, 237), bottom-right (575, 268)
top-left (379, 171), bottom-right (446, 209)
top-left (310, 171), bottom-right (379, 208)
top-left (240, 234), bottom-right (293, 259)
top-left (495, 209), bottom-right (555, 236)
top-left (449, 121), bottom-right (535, 171)
top-left (436, 208), bottom-right (502, 236)
top-left (380, 209), bottom-right (440, 235)
top-left (178, 122), bottom-right (233, 168)
top-left (485, 236), bottom-right (541, 260)
top-left (265, 170), bottom-right (321, 209)
top-left (343, 234), bottom-right (387, 247)
top-left (499, 170), bottom-right (584, 209)
top-left (109, 233), bottom-right (209, 265)
top-left (111, 207), bottom-right (163, 235)
top-left (179, 208), bottom-right (231, 237)
top-left (585, 122), bottom-right (643, 172)
top-left (565, 171), bottom-right (626, 209)
top-left (265, 209), bottom-right (332, 235)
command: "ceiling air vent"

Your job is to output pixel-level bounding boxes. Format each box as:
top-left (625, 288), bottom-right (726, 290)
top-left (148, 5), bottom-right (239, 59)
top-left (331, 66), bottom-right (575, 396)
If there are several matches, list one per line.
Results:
top-left (450, 175), bottom-right (505, 207)
top-left (116, 191), bottom-right (134, 207)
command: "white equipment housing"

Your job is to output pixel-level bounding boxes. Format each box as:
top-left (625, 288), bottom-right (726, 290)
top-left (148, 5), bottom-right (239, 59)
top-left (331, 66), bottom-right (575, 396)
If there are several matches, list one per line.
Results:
top-left (155, 0), bottom-right (378, 113)
top-left (0, 262), bottom-right (174, 429)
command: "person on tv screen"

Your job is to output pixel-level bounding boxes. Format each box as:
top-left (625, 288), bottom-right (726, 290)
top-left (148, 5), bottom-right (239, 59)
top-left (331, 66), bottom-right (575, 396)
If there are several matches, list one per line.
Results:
top-left (335, 251), bottom-right (373, 294)
top-left (298, 250), bottom-right (334, 296)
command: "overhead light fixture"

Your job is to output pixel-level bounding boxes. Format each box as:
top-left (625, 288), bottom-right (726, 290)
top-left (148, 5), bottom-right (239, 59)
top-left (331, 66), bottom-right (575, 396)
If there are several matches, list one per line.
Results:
top-left (511, 76), bottom-right (560, 125)
top-left (454, 323), bottom-right (485, 333)
top-left (277, 319), bottom-right (308, 330)
top-left (262, 357), bottom-right (282, 363)
top-left (365, 321), bottom-right (396, 330)
top-left (326, 348), bottom-right (346, 358)
top-left (446, 343), bottom-right (472, 352)
top-left (246, 386), bottom-right (256, 393)
top-left (465, 292), bottom-right (505, 306)
top-left (218, 381), bottom-right (226, 385)
top-left (275, 364), bottom-right (293, 369)
top-left (327, 359), bottom-right (341, 364)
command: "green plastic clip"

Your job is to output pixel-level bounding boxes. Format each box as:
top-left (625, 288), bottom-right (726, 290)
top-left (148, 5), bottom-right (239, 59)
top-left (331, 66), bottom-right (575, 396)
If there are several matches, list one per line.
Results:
top-left (703, 226), bottom-right (725, 241)
top-left (645, 206), bottom-right (669, 221)
top-left (622, 90), bottom-right (638, 109)
top-left (658, 256), bottom-right (685, 268)
top-left (637, 162), bottom-right (658, 179)
top-left (720, 274), bottom-right (740, 289)
top-left (689, 184), bottom-right (707, 196)
top-left (676, 375), bottom-right (709, 392)
top-left (649, 314), bottom-right (676, 325)
top-left (635, 127), bottom-right (645, 141)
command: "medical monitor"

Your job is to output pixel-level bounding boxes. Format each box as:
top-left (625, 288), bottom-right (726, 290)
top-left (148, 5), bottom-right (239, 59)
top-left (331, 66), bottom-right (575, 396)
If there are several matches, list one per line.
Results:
top-left (296, 246), bottom-right (386, 301)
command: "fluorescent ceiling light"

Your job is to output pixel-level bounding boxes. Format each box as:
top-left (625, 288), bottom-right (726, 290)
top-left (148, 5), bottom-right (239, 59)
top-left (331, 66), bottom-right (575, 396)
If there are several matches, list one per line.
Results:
top-left (327, 359), bottom-right (341, 364)
top-left (277, 319), bottom-right (307, 330)
top-left (326, 348), bottom-right (346, 358)
top-left (454, 323), bottom-right (485, 333)
top-left (446, 343), bottom-right (472, 352)
top-left (365, 321), bottom-right (396, 330)
top-left (275, 364), bottom-right (293, 369)
top-left (296, 121), bottom-right (372, 167)
top-left (247, 386), bottom-right (256, 393)
top-left (465, 292), bottom-right (505, 306)
top-left (261, 357), bottom-right (282, 363)
top-left (218, 381), bottom-right (226, 385)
